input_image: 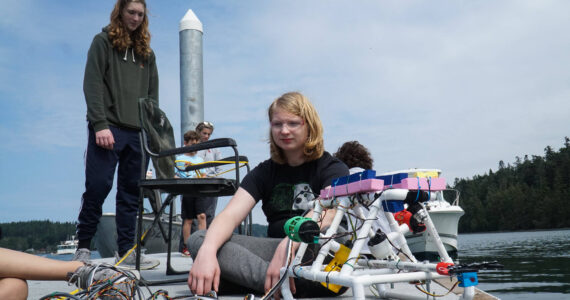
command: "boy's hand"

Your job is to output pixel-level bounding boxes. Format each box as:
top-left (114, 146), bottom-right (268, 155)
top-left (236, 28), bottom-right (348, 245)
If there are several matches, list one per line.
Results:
top-left (188, 248), bottom-right (220, 295)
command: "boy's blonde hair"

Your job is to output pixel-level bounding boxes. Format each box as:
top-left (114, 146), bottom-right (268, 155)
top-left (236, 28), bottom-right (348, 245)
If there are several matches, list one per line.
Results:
top-left (268, 92), bottom-right (324, 164)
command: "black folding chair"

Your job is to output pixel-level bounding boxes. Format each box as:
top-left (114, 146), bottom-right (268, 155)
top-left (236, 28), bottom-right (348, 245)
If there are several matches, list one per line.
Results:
top-left (136, 98), bottom-right (250, 283)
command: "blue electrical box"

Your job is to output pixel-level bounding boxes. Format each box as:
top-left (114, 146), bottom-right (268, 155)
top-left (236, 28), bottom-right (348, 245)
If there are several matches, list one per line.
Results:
top-left (348, 170), bottom-right (376, 183)
top-left (458, 272), bottom-right (479, 287)
top-left (332, 170), bottom-right (376, 186)
top-left (376, 173), bottom-right (408, 186)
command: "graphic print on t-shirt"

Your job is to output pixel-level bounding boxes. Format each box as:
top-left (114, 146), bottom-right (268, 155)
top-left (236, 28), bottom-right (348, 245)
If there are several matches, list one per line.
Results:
top-left (268, 182), bottom-right (316, 213)
top-left (291, 183), bottom-right (316, 211)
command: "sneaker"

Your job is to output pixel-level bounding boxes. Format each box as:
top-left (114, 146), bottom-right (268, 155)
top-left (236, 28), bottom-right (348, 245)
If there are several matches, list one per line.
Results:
top-left (72, 248), bottom-right (91, 262)
top-left (182, 246), bottom-right (191, 257)
top-left (115, 251), bottom-right (160, 270)
top-left (69, 262), bottom-right (139, 299)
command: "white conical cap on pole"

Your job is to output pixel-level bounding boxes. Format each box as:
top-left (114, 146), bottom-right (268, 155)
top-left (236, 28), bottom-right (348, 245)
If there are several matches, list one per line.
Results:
top-left (179, 9), bottom-right (203, 32)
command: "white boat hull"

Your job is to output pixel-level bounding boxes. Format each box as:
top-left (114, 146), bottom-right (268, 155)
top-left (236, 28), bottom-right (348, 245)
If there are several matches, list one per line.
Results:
top-left (405, 205), bottom-right (464, 260)
top-left (55, 235), bottom-right (78, 255)
top-left (55, 248), bottom-right (77, 255)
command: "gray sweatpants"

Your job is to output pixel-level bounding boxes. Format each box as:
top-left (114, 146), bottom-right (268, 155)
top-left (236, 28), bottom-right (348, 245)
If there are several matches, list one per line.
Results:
top-left (188, 230), bottom-right (344, 297)
top-left (188, 230), bottom-right (281, 293)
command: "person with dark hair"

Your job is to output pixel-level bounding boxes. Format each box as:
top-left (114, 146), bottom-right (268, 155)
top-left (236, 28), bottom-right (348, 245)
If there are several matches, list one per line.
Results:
top-left (75, 0), bottom-right (159, 269)
top-left (187, 92), bottom-right (349, 298)
top-left (333, 141), bottom-right (373, 171)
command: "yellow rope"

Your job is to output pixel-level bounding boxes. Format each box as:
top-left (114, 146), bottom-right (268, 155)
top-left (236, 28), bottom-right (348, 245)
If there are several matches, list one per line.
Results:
top-left (177, 160), bottom-right (248, 167)
top-left (175, 160), bottom-right (248, 178)
top-left (115, 226), bottom-right (152, 266)
top-left (202, 162), bottom-right (248, 177)
top-left (191, 160), bottom-right (249, 166)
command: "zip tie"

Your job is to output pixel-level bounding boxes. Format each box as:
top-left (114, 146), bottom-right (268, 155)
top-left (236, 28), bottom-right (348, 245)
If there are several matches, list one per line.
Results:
top-left (332, 178), bottom-right (339, 198)
top-left (344, 175), bottom-right (349, 195)
top-left (427, 176), bottom-right (432, 200)
top-left (293, 266), bottom-right (302, 278)
top-left (415, 177), bottom-right (421, 202)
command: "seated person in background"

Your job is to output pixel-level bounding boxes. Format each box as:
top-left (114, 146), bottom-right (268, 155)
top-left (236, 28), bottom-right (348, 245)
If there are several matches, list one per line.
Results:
top-left (187, 92), bottom-right (349, 298)
top-left (333, 141), bottom-right (392, 247)
top-left (333, 141), bottom-right (373, 174)
top-left (175, 130), bottom-right (207, 257)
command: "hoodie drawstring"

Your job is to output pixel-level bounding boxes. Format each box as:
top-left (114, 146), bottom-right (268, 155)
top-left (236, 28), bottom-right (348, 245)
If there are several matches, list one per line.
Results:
top-left (123, 47), bottom-right (136, 63)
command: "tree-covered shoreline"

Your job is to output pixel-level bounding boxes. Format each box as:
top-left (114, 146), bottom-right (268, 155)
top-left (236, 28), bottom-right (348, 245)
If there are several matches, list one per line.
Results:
top-left (454, 137), bottom-right (570, 233)
top-left (0, 220), bottom-right (270, 252)
top-left (0, 220), bottom-right (76, 252)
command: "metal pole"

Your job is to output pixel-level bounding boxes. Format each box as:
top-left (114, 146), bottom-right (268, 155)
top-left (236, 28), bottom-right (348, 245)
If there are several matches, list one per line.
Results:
top-left (179, 9), bottom-right (204, 141)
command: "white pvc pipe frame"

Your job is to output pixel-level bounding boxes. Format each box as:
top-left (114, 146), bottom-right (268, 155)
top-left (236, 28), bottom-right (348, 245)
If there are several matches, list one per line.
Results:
top-left (280, 189), bottom-right (473, 300)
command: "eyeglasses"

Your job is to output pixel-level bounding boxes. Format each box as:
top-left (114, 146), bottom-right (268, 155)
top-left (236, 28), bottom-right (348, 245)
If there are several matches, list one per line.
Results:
top-left (270, 120), bottom-right (304, 130)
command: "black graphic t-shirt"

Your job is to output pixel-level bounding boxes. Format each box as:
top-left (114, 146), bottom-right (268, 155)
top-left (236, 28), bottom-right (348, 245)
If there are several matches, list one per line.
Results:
top-left (240, 152), bottom-right (349, 238)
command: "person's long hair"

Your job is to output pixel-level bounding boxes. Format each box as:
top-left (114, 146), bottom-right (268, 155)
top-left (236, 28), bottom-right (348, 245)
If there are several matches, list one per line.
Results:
top-left (108, 0), bottom-right (151, 59)
top-left (268, 92), bottom-right (324, 164)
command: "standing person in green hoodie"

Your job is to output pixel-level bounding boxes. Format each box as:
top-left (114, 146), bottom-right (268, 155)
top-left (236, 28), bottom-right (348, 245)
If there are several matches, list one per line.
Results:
top-left (74, 0), bottom-right (159, 270)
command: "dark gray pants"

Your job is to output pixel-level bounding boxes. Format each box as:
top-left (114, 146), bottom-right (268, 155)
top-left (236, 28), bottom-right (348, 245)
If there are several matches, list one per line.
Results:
top-left (188, 230), bottom-right (280, 293)
top-left (188, 230), bottom-right (345, 297)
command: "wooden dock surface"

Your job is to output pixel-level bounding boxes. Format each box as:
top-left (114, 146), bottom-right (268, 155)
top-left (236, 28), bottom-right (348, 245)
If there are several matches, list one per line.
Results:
top-left (434, 278), bottom-right (499, 300)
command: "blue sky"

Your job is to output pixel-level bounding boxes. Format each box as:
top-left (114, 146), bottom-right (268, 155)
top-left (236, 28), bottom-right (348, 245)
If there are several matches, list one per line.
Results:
top-left (1, 0), bottom-right (569, 224)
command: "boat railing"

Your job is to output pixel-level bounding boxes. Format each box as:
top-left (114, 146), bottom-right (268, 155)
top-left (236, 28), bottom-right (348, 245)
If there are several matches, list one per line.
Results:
top-left (442, 189), bottom-right (461, 206)
top-left (449, 189), bottom-right (461, 206)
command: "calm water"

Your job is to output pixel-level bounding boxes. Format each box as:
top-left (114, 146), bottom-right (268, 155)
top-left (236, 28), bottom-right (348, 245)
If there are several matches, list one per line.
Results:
top-left (457, 228), bottom-right (570, 300)
top-left (43, 230), bottom-right (570, 299)
top-left (42, 250), bottom-right (101, 260)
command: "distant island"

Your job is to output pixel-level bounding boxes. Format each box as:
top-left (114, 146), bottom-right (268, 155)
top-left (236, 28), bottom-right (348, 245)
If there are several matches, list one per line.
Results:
top-left (0, 220), bottom-right (268, 252)
top-left (454, 137), bottom-right (570, 233)
top-left (0, 220), bottom-right (76, 253)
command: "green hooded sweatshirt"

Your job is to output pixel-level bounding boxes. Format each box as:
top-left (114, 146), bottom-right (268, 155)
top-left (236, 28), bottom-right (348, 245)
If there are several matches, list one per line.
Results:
top-left (83, 28), bottom-right (159, 132)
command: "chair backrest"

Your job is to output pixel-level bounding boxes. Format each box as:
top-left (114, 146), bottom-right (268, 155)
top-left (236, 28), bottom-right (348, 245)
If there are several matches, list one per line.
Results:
top-left (138, 98), bottom-right (175, 179)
